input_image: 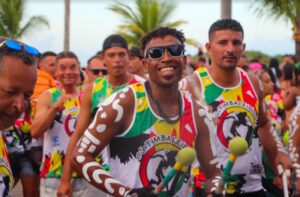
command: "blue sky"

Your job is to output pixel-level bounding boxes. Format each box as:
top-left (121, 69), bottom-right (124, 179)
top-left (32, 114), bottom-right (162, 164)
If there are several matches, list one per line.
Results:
top-left (21, 0), bottom-right (294, 65)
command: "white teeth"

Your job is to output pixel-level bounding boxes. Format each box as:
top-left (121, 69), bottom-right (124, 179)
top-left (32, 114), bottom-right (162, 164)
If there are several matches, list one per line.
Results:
top-left (160, 67), bottom-right (174, 72)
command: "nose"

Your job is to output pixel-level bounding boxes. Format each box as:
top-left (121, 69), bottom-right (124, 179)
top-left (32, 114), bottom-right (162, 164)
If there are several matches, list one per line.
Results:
top-left (65, 67), bottom-right (74, 74)
top-left (13, 94), bottom-right (26, 115)
top-left (161, 48), bottom-right (172, 62)
top-left (113, 54), bottom-right (121, 63)
top-left (226, 43), bottom-right (235, 53)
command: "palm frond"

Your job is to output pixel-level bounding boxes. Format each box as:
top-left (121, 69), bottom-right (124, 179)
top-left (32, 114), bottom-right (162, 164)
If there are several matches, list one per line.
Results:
top-left (167, 20), bottom-right (187, 29)
top-left (185, 38), bottom-right (200, 48)
top-left (0, 0), bottom-right (49, 39)
top-left (17, 16), bottom-right (49, 38)
top-left (109, 0), bottom-right (184, 47)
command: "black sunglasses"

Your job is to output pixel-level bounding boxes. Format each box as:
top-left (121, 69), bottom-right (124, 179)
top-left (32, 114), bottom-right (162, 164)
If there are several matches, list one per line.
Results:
top-left (146, 44), bottom-right (184, 60)
top-left (90, 68), bottom-right (107, 75)
top-left (0, 39), bottom-right (40, 56)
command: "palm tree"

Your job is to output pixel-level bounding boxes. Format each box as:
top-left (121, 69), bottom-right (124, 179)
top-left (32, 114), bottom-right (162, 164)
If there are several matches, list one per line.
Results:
top-left (109, 0), bottom-right (195, 48)
top-left (0, 0), bottom-right (49, 39)
top-left (251, 0), bottom-right (300, 60)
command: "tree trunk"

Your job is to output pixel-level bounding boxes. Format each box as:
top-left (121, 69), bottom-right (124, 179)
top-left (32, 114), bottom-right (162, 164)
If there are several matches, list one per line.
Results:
top-left (221, 0), bottom-right (231, 19)
top-left (64, 0), bottom-right (70, 51)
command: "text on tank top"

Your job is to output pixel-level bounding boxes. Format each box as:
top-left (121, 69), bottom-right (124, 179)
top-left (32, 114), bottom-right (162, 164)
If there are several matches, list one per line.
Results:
top-left (109, 82), bottom-right (197, 197)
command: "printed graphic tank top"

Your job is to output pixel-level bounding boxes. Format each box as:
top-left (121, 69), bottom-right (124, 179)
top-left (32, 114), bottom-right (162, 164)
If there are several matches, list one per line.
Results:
top-left (40, 88), bottom-right (80, 178)
top-left (0, 133), bottom-right (13, 197)
top-left (196, 67), bottom-right (263, 194)
top-left (109, 82), bottom-right (197, 197)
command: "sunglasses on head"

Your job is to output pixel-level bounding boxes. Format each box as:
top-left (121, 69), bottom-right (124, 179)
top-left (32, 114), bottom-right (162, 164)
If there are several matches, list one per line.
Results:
top-left (146, 44), bottom-right (184, 60)
top-left (90, 68), bottom-right (107, 75)
top-left (0, 39), bottom-right (40, 56)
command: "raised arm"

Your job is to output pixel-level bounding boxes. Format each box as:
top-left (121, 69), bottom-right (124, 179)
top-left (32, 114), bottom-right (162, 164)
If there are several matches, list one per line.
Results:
top-left (72, 87), bottom-right (135, 197)
top-left (193, 99), bottom-right (221, 194)
top-left (31, 89), bottom-right (73, 138)
top-left (57, 84), bottom-right (93, 196)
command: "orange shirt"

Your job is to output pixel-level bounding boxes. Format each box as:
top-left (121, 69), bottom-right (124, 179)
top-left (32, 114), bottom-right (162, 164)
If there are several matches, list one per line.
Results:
top-left (31, 70), bottom-right (56, 100)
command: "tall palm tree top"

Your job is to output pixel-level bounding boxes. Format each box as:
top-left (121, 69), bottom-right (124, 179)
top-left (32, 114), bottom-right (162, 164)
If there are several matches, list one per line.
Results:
top-left (109, 0), bottom-right (187, 48)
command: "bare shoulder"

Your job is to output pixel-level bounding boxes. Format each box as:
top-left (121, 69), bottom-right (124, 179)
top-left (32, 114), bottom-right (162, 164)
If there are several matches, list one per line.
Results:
top-left (103, 86), bottom-right (135, 107)
top-left (37, 89), bottom-right (51, 107)
top-left (94, 86), bottom-right (136, 135)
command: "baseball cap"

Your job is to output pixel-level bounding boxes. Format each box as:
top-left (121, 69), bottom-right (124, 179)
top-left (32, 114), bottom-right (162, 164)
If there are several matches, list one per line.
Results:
top-left (102, 34), bottom-right (128, 51)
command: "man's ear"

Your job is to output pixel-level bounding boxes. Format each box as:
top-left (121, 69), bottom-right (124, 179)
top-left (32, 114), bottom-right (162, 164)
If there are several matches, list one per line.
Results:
top-left (205, 42), bottom-right (211, 52)
top-left (242, 43), bottom-right (246, 52)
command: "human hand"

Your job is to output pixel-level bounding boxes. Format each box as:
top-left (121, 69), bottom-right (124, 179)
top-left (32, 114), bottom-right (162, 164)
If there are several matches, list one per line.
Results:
top-left (276, 152), bottom-right (293, 176)
top-left (56, 180), bottom-right (72, 197)
top-left (128, 187), bottom-right (157, 197)
top-left (54, 89), bottom-right (74, 109)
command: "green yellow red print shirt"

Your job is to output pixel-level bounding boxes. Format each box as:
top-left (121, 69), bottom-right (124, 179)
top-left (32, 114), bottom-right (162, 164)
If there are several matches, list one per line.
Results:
top-left (40, 88), bottom-right (80, 178)
top-left (0, 133), bottom-right (13, 196)
top-left (196, 67), bottom-right (263, 194)
top-left (108, 82), bottom-right (197, 197)
top-left (3, 113), bottom-right (41, 154)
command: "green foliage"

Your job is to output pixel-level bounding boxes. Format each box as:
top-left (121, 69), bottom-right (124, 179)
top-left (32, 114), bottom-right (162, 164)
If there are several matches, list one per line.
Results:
top-left (245, 50), bottom-right (270, 64)
top-left (250, 0), bottom-right (300, 60)
top-left (250, 0), bottom-right (300, 31)
top-left (0, 0), bottom-right (49, 39)
top-left (245, 50), bottom-right (284, 66)
top-left (108, 0), bottom-right (187, 48)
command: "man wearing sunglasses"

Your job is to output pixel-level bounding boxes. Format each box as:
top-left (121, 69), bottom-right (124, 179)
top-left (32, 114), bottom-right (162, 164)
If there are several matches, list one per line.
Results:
top-left (0, 38), bottom-right (38, 197)
top-left (85, 55), bottom-right (107, 84)
top-left (71, 27), bottom-right (221, 197)
top-left (57, 34), bottom-right (144, 197)
top-left (181, 19), bottom-right (295, 196)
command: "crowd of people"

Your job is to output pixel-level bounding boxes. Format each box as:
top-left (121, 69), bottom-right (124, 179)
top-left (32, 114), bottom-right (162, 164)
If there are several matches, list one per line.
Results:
top-left (0, 18), bottom-right (299, 197)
